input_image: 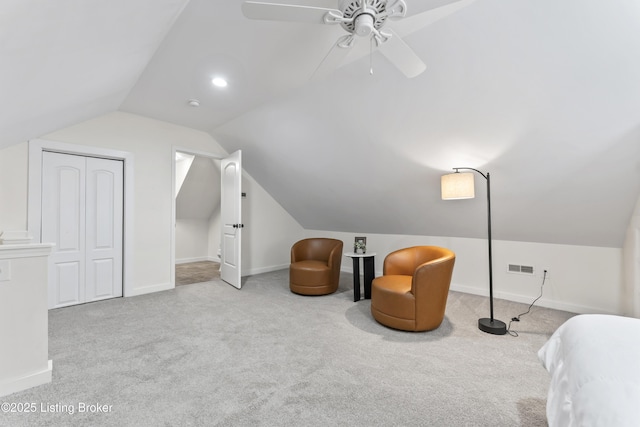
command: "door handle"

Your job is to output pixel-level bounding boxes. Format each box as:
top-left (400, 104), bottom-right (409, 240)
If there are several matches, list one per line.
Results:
top-left (232, 224), bottom-right (244, 228)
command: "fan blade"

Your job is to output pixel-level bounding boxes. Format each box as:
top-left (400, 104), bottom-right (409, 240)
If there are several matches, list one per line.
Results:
top-left (242, 1), bottom-right (341, 24)
top-left (378, 29), bottom-right (426, 78)
top-left (311, 36), bottom-right (354, 80)
top-left (404, 0), bottom-right (472, 18)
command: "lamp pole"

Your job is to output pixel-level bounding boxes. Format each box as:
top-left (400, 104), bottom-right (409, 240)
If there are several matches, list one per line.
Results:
top-left (453, 168), bottom-right (506, 335)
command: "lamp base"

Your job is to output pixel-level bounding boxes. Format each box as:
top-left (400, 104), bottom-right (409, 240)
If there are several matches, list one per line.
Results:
top-left (478, 318), bottom-right (507, 335)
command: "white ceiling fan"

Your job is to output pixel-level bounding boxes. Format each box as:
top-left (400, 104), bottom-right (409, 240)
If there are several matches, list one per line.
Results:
top-left (241, 0), bottom-right (472, 79)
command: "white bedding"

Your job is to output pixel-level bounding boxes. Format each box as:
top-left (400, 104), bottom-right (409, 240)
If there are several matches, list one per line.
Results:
top-left (538, 314), bottom-right (640, 427)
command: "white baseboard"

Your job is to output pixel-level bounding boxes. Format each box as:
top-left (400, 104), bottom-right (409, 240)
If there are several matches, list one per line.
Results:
top-left (176, 256), bottom-right (219, 265)
top-left (449, 283), bottom-right (615, 315)
top-left (126, 282), bottom-right (173, 297)
top-left (243, 263), bottom-right (289, 276)
top-left (0, 360), bottom-right (52, 398)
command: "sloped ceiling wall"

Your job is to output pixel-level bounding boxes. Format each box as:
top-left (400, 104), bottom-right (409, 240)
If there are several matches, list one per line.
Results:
top-left (0, 0), bottom-right (189, 146)
top-left (176, 156), bottom-right (221, 220)
top-left (2, 0), bottom-right (640, 248)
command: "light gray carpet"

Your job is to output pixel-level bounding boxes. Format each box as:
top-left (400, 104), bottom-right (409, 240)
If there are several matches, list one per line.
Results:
top-left (0, 269), bottom-right (574, 426)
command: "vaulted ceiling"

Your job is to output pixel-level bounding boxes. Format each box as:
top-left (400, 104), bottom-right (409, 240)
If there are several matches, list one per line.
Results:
top-left (2, 0), bottom-right (640, 248)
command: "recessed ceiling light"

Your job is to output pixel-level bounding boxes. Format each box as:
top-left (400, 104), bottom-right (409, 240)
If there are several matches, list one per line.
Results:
top-left (212, 77), bottom-right (228, 88)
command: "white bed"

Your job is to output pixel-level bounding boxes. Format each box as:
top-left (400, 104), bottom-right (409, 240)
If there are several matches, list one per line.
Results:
top-left (538, 314), bottom-right (640, 427)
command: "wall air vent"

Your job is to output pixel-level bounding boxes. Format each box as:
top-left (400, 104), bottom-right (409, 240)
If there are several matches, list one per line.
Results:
top-left (507, 264), bottom-right (535, 275)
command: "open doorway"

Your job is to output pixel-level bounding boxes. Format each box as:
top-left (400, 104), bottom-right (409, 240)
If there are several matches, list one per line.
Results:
top-left (172, 149), bottom-right (222, 286)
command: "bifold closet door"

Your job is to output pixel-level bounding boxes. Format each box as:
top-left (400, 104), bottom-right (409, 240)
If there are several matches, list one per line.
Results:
top-left (42, 151), bottom-right (123, 309)
top-left (85, 156), bottom-right (123, 303)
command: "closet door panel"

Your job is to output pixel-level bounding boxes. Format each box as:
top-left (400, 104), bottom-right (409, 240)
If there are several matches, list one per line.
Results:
top-left (85, 157), bottom-right (123, 302)
top-left (42, 151), bottom-right (86, 309)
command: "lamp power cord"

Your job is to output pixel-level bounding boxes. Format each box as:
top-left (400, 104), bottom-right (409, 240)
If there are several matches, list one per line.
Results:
top-left (507, 270), bottom-right (547, 337)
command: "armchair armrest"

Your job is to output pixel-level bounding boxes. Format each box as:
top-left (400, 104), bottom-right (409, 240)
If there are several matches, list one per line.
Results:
top-left (327, 242), bottom-right (343, 268)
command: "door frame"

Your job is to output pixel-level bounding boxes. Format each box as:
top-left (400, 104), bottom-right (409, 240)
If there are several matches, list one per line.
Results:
top-left (27, 138), bottom-right (134, 297)
top-left (170, 146), bottom-right (224, 288)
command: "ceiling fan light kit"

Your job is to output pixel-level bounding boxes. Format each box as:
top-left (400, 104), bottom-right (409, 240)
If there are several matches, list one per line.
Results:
top-left (241, 0), bottom-right (438, 78)
top-left (338, 0), bottom-right (404, 35)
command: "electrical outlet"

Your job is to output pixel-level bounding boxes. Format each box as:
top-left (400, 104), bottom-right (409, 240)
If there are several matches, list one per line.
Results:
top-left (0, 260), bottom-right (11, 281)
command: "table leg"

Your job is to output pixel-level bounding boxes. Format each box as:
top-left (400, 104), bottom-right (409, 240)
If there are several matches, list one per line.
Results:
top-left (363, 256), bottom-right (374, 299)
top-left (352, 257), bottom-right (361, 302)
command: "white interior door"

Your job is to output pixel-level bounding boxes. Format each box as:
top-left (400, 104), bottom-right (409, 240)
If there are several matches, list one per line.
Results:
top-left (85, 157), bottom-right (123, 302)
top-left (42, 152), bottom-right (86, 308)
top-left (42, 151), bottom-right (123, 308)
top-left (220, 150), bottom-right (242, 289)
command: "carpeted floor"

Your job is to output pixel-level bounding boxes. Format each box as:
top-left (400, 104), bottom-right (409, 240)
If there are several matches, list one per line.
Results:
top-left (0, 269), bottom-right (574, 426)
top-left (175, 261), bottom-right (220, 286)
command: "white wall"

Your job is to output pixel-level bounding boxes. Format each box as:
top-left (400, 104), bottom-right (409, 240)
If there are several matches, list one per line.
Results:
top-left (208, 210), bottom-right (222, 261)
top-left (0, 142), bottom-right (29, 231)
top-left (308, 230), bottom-right (623, 315)
top-left (0, 244), bottom-right (53, 397)
top-left (175, 219), bottom-right (210, 263)
top-left (176, 212), bottom-right (224, 264)
top-left (175, 213), bottom-right (223, 264)
top-left (175, 154), bottom-right (206, 263)
top-left (174, 154), bottom-right (195, 196)
top-left (242, 174), bottom-right (305, 275)
top-left (0, 111), bottom-right (304, 295)
top-left (623, 196), bottom-right (640, 318)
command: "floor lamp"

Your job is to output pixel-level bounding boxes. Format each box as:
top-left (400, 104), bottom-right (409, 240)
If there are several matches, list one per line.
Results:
top-left (441, 168), bottom-right (507, 335)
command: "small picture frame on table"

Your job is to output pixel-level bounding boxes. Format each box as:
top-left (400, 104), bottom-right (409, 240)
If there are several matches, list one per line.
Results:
top-left (354, 237), bottom-right (367, 254)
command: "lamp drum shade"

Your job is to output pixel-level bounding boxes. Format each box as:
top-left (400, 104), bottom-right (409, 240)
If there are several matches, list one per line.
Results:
top-left (441, 172), bottom-right (475, 200)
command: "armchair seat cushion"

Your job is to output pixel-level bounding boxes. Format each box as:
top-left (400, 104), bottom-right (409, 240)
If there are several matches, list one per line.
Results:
top-left (371, 275), bottom-right (415, 330)
top-left (290, 260), bottom-right (331, 286)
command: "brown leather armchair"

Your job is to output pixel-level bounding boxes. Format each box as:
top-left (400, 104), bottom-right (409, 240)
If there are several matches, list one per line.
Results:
top-left (371, 246), bottom-right (455, 332)
top-left (290, 238), bottom-right (343, 296)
